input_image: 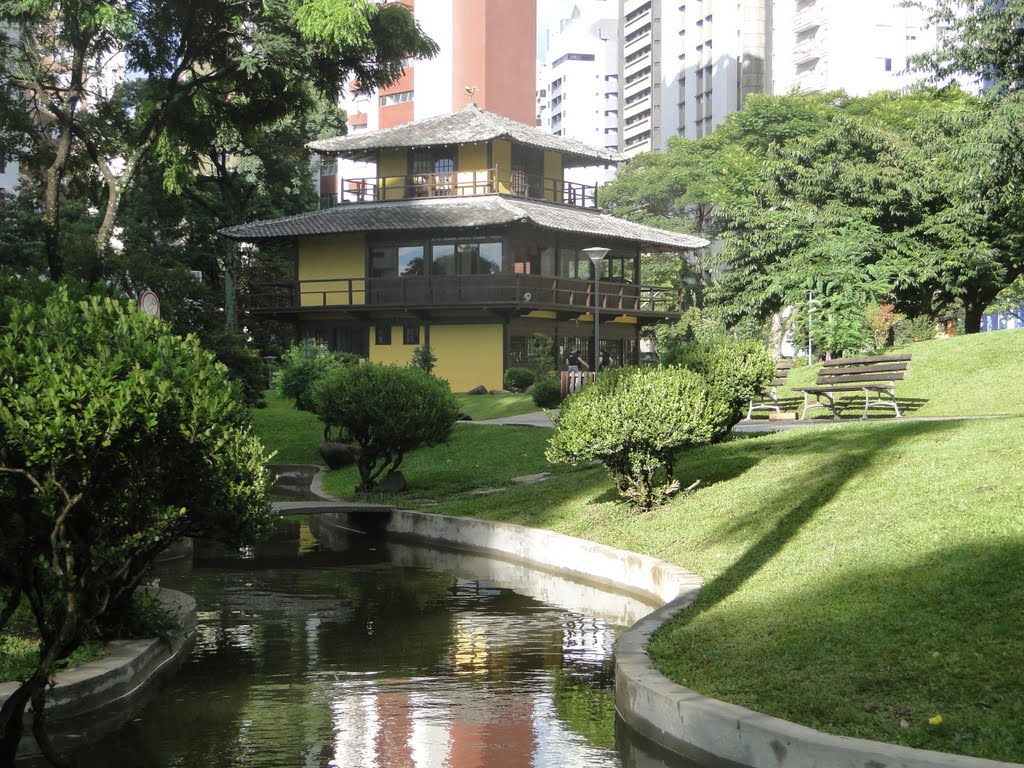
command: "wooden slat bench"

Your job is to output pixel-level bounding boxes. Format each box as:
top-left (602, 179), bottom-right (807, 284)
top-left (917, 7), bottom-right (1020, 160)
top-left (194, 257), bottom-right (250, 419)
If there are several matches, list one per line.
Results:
top-left (794, 353), bottom-right (912, 420)
top-left (746, 361), bottom-right (795, 420)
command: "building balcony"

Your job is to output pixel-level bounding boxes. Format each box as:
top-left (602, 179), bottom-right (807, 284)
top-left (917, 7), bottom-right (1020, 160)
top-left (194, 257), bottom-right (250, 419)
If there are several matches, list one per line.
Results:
top-left (248, 274), bottom-right (683, 320)
top-left (793, 37), bottom-right (824, 64)
top-left (793, 4), bottom-right (824, 32)
top-left (319, 167), bottom-right (598, 210)
top-left (794, 68), bottom-right (828, 93)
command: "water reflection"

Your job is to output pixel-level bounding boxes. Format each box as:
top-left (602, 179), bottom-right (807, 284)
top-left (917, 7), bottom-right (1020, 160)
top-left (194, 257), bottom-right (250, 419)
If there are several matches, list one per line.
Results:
top-left (17, 516), bottom-right (704, 768)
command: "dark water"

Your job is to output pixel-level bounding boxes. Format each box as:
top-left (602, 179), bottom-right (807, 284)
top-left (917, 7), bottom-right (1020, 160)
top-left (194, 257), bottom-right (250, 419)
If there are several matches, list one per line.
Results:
top-left (22, 515), bottom-right (702, 768)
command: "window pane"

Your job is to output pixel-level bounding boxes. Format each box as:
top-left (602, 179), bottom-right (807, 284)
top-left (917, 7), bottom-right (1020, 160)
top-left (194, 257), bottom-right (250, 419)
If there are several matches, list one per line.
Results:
top-left (370, 247), bottom-right (397, 279)
top-left (403, 322), bottom-right (420, 345)
top-left (432, 244), bottom-right (456, 275)
top-left (398, 246), bottom-right (425, 276)
top-left (375, 321), bottom-right (392, 346)
top-left (456, 243), bottom-right (479, 274)
top-left (479, 242), bottom-right (503, 274)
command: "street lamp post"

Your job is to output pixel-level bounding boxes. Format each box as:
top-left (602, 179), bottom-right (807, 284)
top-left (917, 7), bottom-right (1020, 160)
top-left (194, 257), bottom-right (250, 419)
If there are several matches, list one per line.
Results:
top-left (583, 247), bottom-right (610, 372)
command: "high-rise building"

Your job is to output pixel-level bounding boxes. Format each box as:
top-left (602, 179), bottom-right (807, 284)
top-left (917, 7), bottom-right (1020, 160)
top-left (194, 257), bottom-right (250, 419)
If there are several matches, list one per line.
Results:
top-left (612, 0), bottom-right (941, 157)
top-left (322, 0), bottom-right (538, 206)
top-left (536, 2), bottom-right (620, 187)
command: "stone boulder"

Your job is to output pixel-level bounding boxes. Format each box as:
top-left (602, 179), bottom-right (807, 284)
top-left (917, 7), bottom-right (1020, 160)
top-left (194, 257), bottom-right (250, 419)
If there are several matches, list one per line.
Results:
top-left (319, 442), bottom-right (360, 470)
top-left (379, 470), bottom-right (407, 494)
top-left (466, 384), bottom-right (488, 395)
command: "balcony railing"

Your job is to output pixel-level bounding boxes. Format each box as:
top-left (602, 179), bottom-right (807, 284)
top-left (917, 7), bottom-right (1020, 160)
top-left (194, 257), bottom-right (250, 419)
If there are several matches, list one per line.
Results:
top-left (248, 274), bottom-right (682, 316)
top-left (319, 167), bottom-right (599, 210)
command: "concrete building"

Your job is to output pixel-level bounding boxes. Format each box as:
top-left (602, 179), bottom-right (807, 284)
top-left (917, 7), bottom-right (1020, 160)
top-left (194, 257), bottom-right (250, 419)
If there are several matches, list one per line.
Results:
top-left (614, 0), bottom-right (938, 156)
top-left (321, 0), bottom-right (538, 208)
top-left (536, 2), bottom-right (621, 170)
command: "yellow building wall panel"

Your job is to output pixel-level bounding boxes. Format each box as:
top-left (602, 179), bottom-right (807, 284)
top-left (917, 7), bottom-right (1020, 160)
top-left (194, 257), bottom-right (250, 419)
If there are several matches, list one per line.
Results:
top-left (492, 139), bottom-right (513, 194)
top-left (458, 142), bottom-right (488, 172)
top-left (297, 235), bottom-right (365, 307)
top-left (432, 324), bottom-right (504, 392)
top-left (379, 149), bottom-right (408, 200)
top-left (544, 151), bottom-right (563, 202)
top-left (369, 330), bottom-right (416, 366)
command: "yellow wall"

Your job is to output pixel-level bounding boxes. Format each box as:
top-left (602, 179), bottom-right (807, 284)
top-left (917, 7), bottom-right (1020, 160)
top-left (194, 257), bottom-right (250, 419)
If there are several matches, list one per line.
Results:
top-left (458, 142), bottom-right (488, 172)
top-left (379, 149), bottom-right (407, 200)
top-left (543, 151), bottom-right (563, 202)
top-left (369, 324), bottom-right (416, 366)
top-left (431, 324), bottom-right (504, 392)
top-left (297, 235), bottom-right (365, 307)
top-left (492, 139), bottom-right (513, 194)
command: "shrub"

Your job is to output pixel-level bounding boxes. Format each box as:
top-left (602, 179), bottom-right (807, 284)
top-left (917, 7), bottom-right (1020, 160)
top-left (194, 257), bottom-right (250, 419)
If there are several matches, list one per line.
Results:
top-left (310, 363), bottom-right (460, 492)
top-left (204, 328), bottom-right (269, 408)
top-left (504, 367), bottom-right (536, 392)
top-left (531, 377), bottom-right (562, 408)
top-left (546, 366), bottom-right (731, 509)
top-left (410, 344), bottom-right (438, 374)
top-left (0, 290), bottom-right (271, 756)
top-left (526, 332), bottom-right (556, 377)
top-left (661, 338), bottom-right (775, 432)
top-left (275, 340), bottom-right (357, 412)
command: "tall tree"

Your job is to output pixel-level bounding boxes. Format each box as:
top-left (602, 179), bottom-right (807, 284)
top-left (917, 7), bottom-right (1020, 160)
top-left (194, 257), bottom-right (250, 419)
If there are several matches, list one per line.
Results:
top-left (0, 0), bottom-right (437, 281)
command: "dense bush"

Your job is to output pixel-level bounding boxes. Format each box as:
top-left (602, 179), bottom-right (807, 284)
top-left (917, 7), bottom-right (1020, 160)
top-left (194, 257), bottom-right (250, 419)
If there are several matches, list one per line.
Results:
top-left (526, 332), bottom-right (556, 376)
top-left (310, 363), bottom-right (460, 492)
top-left (205, 328), bottom-right (269, 408)
top-left (275, 340), bottom-right (357, 413)
top-left (546, 366), bottom-right (731, 509)
top-left (504, 367), bottom-right (536, 392)
top-left (661, 338), bottom-right (775, 432)
top-left (0, 290), bottom-right (271, 752)
top-left (531, 377), bottom-right (562, 408)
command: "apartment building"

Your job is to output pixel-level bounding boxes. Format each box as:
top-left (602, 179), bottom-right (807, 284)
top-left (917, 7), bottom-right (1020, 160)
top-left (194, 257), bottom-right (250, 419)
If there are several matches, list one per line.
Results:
top-left (613, 0), bottom-right (938, 156)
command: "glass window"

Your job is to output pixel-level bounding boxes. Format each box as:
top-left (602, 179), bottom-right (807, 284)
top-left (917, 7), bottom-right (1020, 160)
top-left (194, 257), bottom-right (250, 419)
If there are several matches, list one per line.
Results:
top-left (371, 245), bottom-right (425, 278)
top-left (375, 321), bottom-right (392, 346)
top-left (398, 246), bottom-right (425, 276)
top-left (403, 322), bottom-right (420, 345)
top-left (432, 244), bottom-right (456, 275)
top-left (431, 241), bottom-right (503, 275)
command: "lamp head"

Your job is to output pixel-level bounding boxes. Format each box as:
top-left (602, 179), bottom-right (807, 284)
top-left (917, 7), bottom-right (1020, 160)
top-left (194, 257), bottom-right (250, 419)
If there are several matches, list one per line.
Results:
top-left (583, 246), bottom-right (610, 266)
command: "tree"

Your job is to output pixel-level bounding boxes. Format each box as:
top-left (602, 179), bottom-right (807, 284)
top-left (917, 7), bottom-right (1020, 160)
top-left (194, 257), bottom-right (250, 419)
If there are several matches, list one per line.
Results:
top-left (310, 363), bottom-right (459, 492)
top-left (0, 288), bottom-right (272, 765)
top-left (0, 0), bottom-right (437, 280)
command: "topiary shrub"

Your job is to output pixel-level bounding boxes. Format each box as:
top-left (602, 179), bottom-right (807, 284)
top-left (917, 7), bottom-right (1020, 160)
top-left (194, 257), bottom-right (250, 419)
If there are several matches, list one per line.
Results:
top-left (504, 367), bottom-right (536, 392)
top-left (661, 338), bottom-right (775, 433)
top-left (410, 344), bottom-right (438, 374)
top-left (546, 366), bottom-right (731, 509)
top-left (275, 340), bottom-right (357, 413)
top-left (310, 362), bottom-right (460, 492)
top-left (531, 377), bottom-right (562, 408)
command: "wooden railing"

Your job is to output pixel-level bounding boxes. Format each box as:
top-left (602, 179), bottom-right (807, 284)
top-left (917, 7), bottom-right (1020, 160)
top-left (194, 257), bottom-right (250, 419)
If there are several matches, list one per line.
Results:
top-left (248, 274), bottom-right (682, 315)
top-left (319, 167), bottom-right (599, 209)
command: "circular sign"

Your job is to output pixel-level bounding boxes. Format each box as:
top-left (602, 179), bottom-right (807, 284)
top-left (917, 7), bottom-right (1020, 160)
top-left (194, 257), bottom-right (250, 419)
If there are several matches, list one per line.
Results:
top-left (139, 290), bottom-right (160, 318)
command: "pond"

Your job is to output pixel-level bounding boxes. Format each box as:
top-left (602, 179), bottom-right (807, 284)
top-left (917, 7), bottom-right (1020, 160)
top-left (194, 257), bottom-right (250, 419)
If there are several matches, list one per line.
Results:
top-left (21, 516), bottom-right (701, 768)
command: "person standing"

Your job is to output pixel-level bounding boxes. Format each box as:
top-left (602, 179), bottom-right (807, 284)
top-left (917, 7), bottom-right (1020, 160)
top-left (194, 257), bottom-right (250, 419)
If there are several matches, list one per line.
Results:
top-left (597, 349), bottom-right (611, 372)
top-left (566, 348), bottom-right (589, 372)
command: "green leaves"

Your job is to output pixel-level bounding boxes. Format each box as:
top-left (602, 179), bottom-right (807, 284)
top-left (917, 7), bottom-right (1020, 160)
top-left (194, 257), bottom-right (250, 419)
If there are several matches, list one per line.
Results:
top-left (291, 0), bottom-right (374, 48)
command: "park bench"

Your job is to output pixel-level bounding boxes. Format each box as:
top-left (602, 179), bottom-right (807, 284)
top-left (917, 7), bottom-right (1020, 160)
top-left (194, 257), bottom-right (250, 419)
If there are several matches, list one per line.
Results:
top-left (794, 353), bottom-right (912, 420)
top-left (746, 361), bottom-right (795, 420)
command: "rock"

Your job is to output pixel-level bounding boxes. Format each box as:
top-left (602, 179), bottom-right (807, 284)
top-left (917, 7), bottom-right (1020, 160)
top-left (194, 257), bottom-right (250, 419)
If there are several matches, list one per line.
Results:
top-left (466, 384), bottom-right (488, 395)
top-left (489, 389), bottom-right (509, 394)
top-left (457, 412), bottom-right (473, 421)
top-left (511, 472), bottom-right (551, 485)
top-left (319, 442), bottom-right (359, 470)
top-left (379, 470), bottom-right (407, 493)
top-left (525, 383), bottom-right (536, 394)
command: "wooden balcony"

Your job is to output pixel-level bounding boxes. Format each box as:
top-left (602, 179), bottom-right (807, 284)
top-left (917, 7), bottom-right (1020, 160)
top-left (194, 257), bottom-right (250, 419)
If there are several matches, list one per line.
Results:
top-left (319, 167), bottom-right (599, 210)
top-left (248, 274), bottom-right (682, 319)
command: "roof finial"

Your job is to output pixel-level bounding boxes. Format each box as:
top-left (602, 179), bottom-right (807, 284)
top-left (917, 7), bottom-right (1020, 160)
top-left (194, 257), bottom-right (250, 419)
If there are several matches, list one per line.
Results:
top-left (465, 85), bottom-right (478, 106)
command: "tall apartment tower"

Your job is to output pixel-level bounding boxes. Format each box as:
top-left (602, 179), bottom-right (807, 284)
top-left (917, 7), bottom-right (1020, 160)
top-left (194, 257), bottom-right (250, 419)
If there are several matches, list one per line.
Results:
top-left (619, 0), bottom-right (772, 156)
top-left (537, 2), bottom-right (620, 187)
top-left (616, 0), bottom-right (938, 157)
top-left (322, 0), bottom-right (537, 204)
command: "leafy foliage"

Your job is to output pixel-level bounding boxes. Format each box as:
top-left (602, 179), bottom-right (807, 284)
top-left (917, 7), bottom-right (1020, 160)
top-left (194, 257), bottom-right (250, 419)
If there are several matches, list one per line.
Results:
top-left (410, 344), bottom-right (437, 374)
top-left (503, 367), bottom-right (536, 392)
top-left (530, 378), bottom-right (562, 409)
top-left (0, 289), bottom-right (271, 762)
top-left (310, 363), bottom-right (459, 492)
top-left (546, 367), bottom-right (731, 509)
top-left (526, 332), bottom-right (556, 378)
top-left (275, 340), bottom-right (356, 414)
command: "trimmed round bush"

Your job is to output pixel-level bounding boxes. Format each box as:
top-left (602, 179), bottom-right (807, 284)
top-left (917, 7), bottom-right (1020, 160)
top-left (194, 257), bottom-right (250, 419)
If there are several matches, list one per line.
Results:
top-left (275, 340), bottom-right (357, 413)
top-left (310, 362), bottom-right (460, 492)
top-left (661, 338), bottom-right (775, 431)
top-left (546, 366), bottom-right (731, 509)
top-left (504, 367), bottom-right (536, 392)
top-left (531, 377), bottom-right (562, 408)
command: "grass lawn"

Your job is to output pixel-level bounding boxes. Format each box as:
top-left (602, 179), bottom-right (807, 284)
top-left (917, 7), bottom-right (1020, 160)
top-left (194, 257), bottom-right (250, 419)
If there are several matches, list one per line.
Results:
top-left (252, 331), bottom-right (1024, 762)
top-left (454, 391), bottom-right (540, 421)
top-left (250, 390), bottom-right (324, 465)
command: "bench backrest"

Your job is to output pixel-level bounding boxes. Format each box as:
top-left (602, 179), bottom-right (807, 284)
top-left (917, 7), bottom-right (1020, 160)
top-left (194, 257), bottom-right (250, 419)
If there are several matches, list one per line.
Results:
top-left (767, 361), bottom-right (794, 389)
top-left (815, 354), bottom-right (912, 386)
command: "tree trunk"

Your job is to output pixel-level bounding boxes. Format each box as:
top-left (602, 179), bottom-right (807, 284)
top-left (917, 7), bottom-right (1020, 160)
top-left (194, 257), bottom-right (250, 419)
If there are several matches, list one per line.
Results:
top-left (963, 299), bottom-right (984, 334)
top-left (0, 674), bottom-right (46, 766)
top-left (224, 241), bottom-right (238, 330)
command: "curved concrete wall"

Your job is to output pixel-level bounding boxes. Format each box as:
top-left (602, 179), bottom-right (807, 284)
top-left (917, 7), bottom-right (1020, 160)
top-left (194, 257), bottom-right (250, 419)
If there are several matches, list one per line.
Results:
top-left (340, 506), bottom-right (1022, 768)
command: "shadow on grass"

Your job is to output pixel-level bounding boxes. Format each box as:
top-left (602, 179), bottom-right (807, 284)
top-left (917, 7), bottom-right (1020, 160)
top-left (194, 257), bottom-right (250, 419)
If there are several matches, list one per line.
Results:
top-left (651, 537), bottom-right (1024, 763)
top-left (760, 394), bottom-right (929, 420)
top-left (670, 419), bottom-right (962, 619)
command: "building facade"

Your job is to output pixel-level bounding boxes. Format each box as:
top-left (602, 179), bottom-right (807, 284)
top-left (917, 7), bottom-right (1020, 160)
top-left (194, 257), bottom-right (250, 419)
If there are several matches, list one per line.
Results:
top-left (613, 0), bottom-right (939, 156)
top-left (227, 107), bottom-right (706, 392)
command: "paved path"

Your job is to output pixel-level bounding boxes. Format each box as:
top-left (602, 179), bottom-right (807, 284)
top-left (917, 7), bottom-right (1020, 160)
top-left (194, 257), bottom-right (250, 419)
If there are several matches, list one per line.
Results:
top-left (463, 410), bottom-right (557, 428)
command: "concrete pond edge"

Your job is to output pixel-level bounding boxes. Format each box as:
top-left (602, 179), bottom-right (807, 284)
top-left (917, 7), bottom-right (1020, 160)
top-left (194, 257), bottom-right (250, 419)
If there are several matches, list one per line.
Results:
top-left (0, 587), bottom-right (196, 726)
top-left (360, 505), bottom-right (1020, 768)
